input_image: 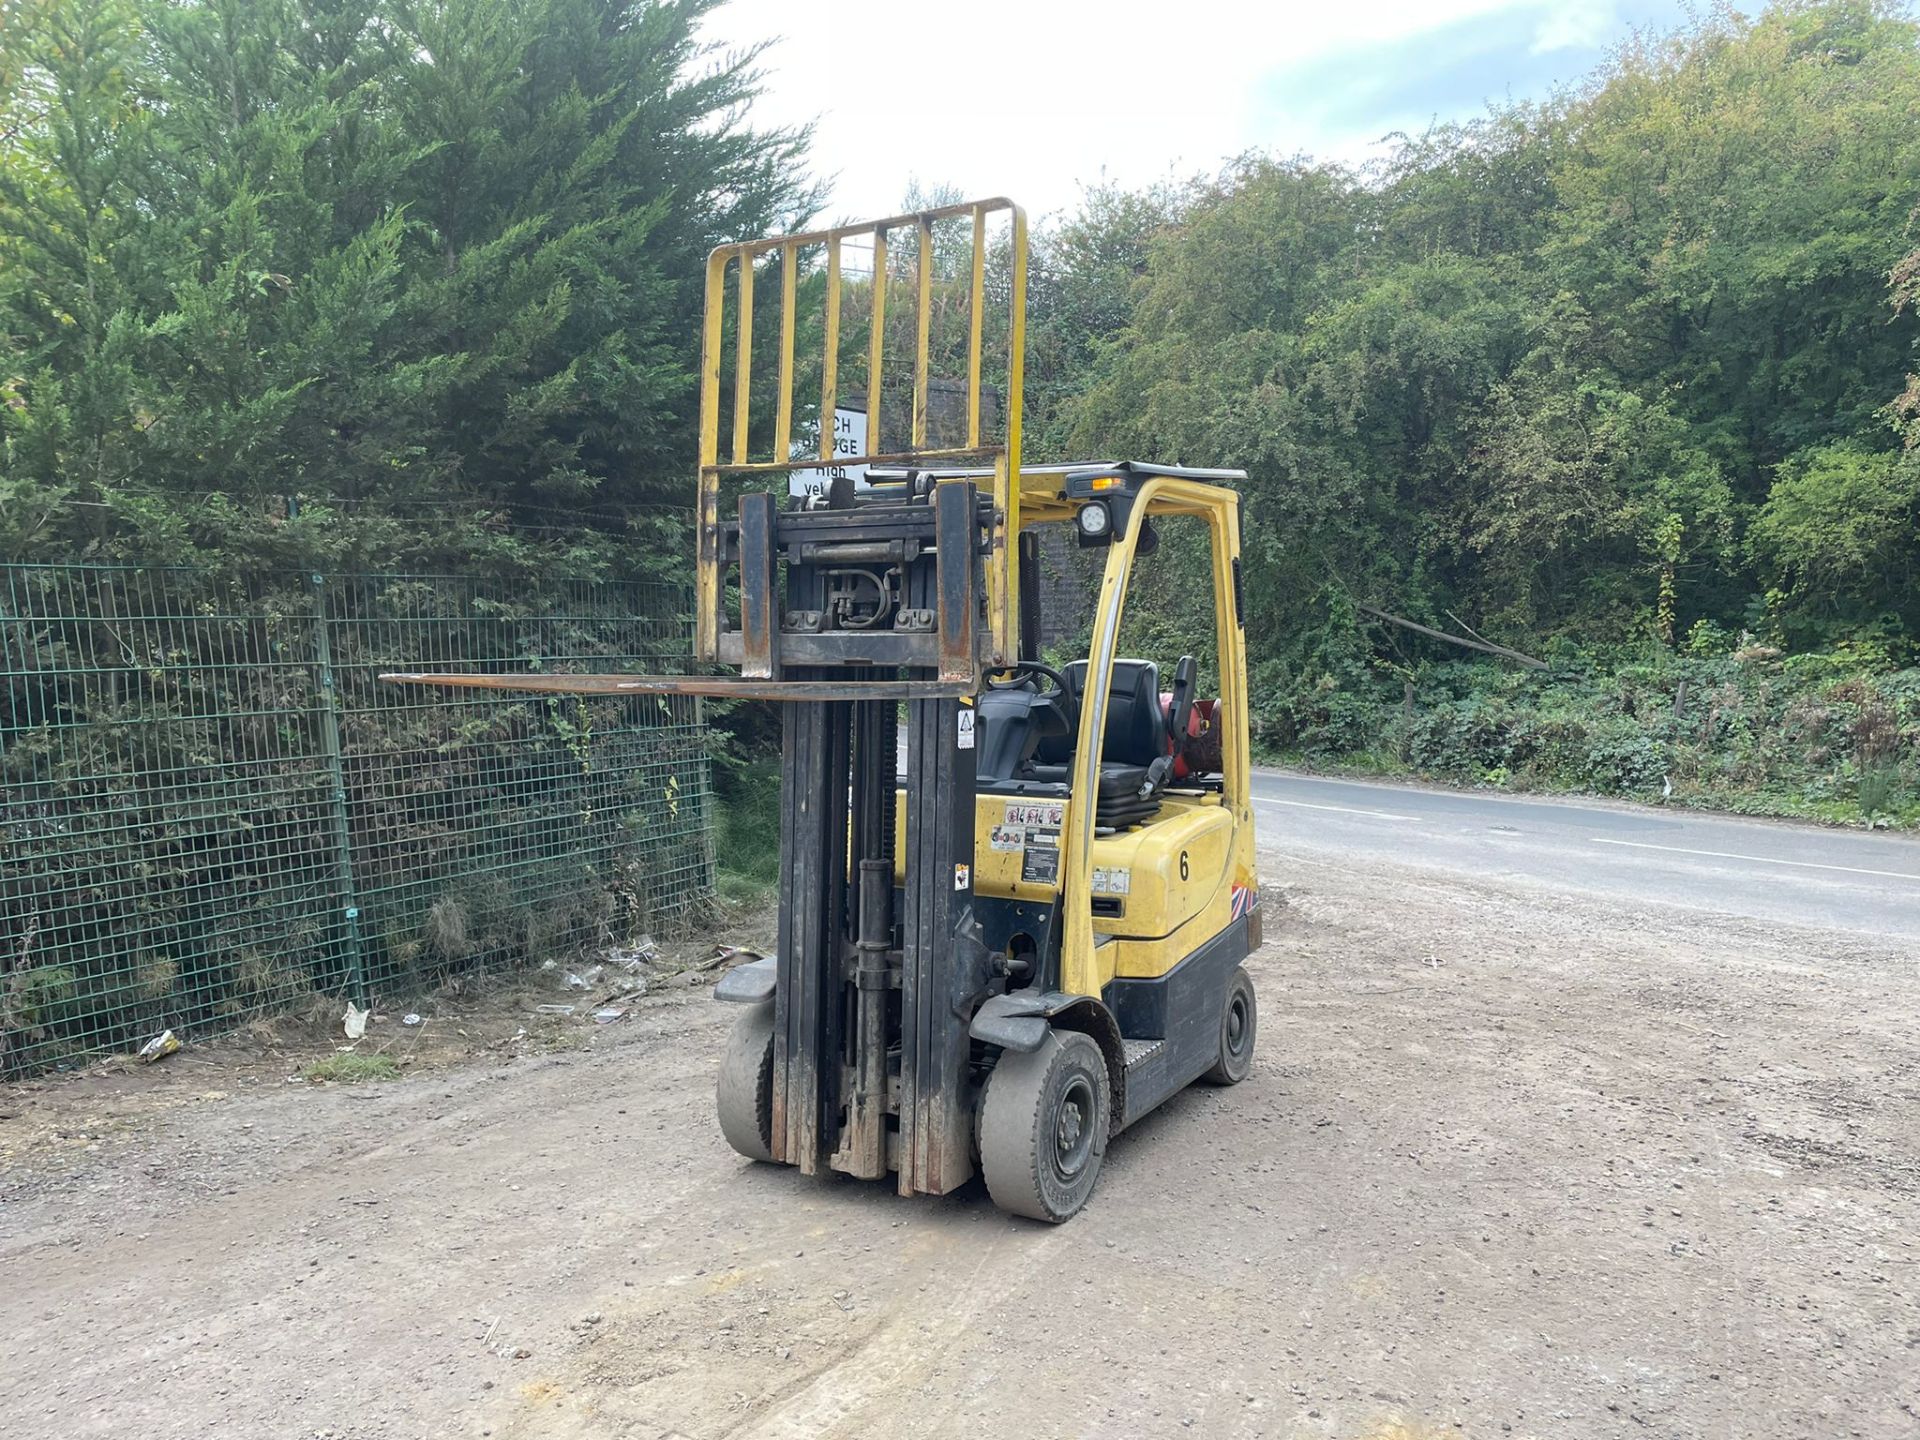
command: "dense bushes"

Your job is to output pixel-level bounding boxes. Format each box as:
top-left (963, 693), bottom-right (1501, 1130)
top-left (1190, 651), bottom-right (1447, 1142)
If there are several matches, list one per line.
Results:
top-left (1256, 634), bottom-right (1920, 825)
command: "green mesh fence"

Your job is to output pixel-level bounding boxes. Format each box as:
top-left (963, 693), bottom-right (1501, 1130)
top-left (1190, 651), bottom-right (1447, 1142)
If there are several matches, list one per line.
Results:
top-left (0, 564), bottom-right (712, 1075)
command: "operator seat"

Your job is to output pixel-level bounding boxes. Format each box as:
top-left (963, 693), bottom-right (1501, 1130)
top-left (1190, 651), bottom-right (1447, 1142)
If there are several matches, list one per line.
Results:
top-left (1029, 659), bottom-right (1169, 828)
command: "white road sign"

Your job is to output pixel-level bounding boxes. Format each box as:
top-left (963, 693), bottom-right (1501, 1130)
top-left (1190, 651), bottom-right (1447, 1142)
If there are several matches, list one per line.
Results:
top-left (789, 407), bottom-right (870, 498)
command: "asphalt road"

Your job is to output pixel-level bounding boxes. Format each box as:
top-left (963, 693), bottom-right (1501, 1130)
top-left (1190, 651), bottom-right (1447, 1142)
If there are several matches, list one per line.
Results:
top-left (1251, 768), bottom-right (1920, 941)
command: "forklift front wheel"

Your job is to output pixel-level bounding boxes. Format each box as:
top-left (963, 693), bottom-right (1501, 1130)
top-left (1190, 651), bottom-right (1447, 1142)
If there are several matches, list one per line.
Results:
top-left (980, 1030), bottom-right (1111, 1223)
top-left (1202, 966), bottom-right (1257, 1085)
top-left (717, 1005), bottom-right (776, 1163)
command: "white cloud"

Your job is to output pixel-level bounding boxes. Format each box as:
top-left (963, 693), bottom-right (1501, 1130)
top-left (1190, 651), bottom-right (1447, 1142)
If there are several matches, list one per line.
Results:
top-left (697, 0), bottom-right (1625, 220)
top-left (1530, 0), bottom-right (1618, 53)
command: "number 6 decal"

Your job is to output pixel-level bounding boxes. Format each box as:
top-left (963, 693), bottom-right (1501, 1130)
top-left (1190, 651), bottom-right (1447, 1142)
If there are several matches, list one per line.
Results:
top-left (1179, 850), bottom-right (1190, 881)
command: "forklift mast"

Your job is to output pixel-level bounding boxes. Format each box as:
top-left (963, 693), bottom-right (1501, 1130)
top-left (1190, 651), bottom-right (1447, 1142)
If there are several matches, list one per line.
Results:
top-left (696, 200), bottom-right (1031, 1194)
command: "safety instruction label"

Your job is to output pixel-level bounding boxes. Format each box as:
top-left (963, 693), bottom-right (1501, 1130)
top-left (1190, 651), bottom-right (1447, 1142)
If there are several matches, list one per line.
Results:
top-left (954, 863), bottom-right (971, 890)
top-left (988, 824), bottom-right (1023, 852)
top-left (1020, 838), bottom-right (1060, 887)
top-left (956, 710), bottom-right (974, 750)
top-left (1091, 865), bottom-right (1132, 895)
top-left (1003, 800), bottom-right (1064, 828)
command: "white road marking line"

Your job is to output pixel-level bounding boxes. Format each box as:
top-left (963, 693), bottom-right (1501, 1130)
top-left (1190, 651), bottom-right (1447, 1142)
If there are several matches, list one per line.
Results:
top-left (1589, 837), bottom-right (1920, 883)
top-left (1254, 796), bottom-right (1416, 822)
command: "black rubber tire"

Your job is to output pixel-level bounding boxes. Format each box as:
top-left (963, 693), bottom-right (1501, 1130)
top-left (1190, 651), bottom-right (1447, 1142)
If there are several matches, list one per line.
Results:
top-left (979, 1030), bottom-right (1110, 1223)
top-left (1202, 965), bottom-right (1257, 1085)
top-left (716, 1005), bottom-right (776, 1162)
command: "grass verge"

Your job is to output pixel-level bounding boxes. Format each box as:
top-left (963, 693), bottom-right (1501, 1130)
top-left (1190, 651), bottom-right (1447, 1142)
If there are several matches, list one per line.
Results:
top-left (301, 1053), bottom-right (401, 1084)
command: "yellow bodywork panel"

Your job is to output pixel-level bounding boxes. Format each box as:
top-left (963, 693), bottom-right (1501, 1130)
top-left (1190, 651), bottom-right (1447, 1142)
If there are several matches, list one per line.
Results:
top-left (967, 793), bottom-right (1066, 901)
top-left (1079, 799), bottom-right (1232, 939)
top-left (889, 791), bottom-right (1237, 985)
top-left (891, 794), bottom-right (1065, 902)
top-left (1103, 887), bottom-right (1238, 984)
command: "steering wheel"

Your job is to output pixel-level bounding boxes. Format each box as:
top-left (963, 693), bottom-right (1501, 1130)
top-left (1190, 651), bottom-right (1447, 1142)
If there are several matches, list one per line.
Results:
top-left (987, 658), bottom-right (1070, 699)
top-left (983, 664), bottom-right (1075, 748)
top-left (987, 659), bottom-right (1077, 738)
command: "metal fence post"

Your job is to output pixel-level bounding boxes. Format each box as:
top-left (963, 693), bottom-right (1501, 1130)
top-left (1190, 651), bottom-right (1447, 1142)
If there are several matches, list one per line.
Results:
top-left (310, 573), bottom-right (368, 1005)
top-left (694, 693), bottom-right (718, 893)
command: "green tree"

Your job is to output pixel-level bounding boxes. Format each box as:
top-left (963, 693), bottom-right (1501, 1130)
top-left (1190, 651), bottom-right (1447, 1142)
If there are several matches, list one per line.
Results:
top-left (1059, 1), bottom-right (1920, 690)
top-left (1025, 180), bottom-right (1190, 452)
top-left (1, 0), bottom-right (813, 576)
top-left (0, 0), bottom-right (153, 552)
top-left (1748, 440), bottom-right (1920, 637)
top-left (1547, 1), bottom-right (1920, 481)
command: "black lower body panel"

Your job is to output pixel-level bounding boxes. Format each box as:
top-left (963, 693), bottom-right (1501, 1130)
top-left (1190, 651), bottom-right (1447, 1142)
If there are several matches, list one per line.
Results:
top-left (1103, 914), bottom-right (1252, 1128)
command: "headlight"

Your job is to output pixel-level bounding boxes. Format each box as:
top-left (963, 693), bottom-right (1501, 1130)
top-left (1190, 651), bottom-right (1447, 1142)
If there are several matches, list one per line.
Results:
top-left (1076, 502), bottom-right (1112, 538)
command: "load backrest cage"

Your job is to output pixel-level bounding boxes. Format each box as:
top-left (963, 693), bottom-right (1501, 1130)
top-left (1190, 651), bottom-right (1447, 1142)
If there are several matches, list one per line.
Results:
top-left (694, 197), bottom-right (1030, 674)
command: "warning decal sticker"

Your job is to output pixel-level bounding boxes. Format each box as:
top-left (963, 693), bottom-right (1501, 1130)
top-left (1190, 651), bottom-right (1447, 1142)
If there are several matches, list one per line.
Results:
top-left (1003, 800), bottom-right (1064, 828)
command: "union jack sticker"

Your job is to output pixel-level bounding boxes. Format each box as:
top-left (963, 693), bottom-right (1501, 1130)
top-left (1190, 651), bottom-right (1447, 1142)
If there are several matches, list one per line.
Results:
top-left (1230, 884), bottom-right (1259, 919)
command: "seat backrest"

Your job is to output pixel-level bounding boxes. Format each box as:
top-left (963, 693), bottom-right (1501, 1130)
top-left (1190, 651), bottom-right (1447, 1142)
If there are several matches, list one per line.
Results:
top-left (1033, 659), bottom-right (1164, 767)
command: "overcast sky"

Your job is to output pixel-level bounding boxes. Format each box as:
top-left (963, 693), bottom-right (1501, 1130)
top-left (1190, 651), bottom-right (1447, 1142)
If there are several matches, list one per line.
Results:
top-left (701, 0), bottom-right (1693, 223)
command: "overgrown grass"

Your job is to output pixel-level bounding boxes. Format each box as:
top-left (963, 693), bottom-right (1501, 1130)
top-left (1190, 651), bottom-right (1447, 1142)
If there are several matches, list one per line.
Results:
top-left (301, 1053), bottom-right (401, 1084)
top-left (713, 758), bottom-right (782, 902)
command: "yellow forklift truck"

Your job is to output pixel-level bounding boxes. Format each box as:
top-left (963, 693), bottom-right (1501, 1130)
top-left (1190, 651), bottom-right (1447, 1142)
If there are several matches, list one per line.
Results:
top-left (386, 198), bottom-right (1262, 1221)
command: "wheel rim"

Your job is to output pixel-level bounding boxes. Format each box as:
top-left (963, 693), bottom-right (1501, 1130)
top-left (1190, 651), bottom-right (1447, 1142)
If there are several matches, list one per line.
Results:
top-left (1052, 1074), bottom-right (1097, 1182)
top-left (1225, 992), bottom-right (1250, 1057)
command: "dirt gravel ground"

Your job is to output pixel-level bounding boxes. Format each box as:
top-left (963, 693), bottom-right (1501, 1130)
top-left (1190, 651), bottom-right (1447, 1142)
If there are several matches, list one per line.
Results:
top-left (4, 837), bottom-right (1919, 1440)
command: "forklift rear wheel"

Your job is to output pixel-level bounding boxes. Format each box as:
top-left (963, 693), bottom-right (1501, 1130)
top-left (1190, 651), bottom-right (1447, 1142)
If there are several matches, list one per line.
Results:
top-left (717, 1005), bottom-right (776, 1162)
top-left (980, 1030), bottom-right (1110, 1222)
top-left (1202, 966), bottom-right (1257, 1085)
